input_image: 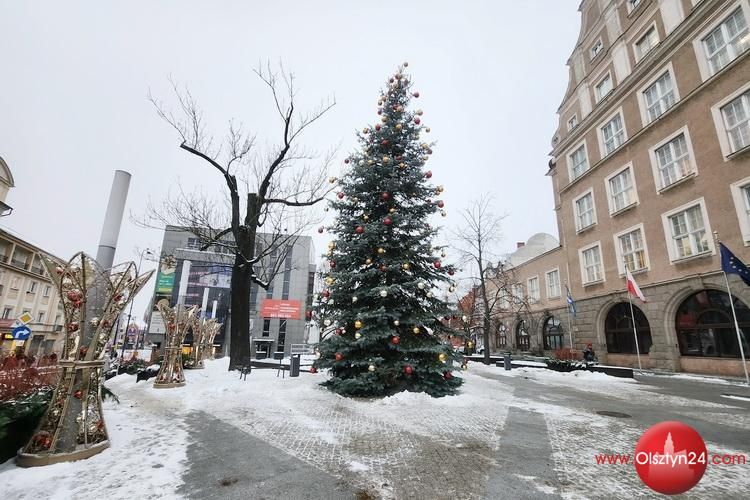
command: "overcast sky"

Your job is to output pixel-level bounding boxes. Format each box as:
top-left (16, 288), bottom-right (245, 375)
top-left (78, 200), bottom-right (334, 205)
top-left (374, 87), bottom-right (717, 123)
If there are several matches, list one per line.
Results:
top-left (1, 0), bottom-right (581, 323)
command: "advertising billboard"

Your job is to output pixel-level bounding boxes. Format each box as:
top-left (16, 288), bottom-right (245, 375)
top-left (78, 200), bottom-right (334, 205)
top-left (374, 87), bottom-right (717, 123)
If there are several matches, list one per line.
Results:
top-left (260, 299), bottom-right (301, 320)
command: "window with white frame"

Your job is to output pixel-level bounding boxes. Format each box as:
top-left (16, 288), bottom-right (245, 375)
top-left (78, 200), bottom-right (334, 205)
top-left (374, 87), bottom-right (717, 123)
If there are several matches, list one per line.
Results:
top-left (581, 245), bottom-right (604, 284)
top-left (702, 7), bottom-right (749, 75)
top-left (37, 312), bottom-right (44, 324)
top-left (591, 39), bottom-right (603, 59)
top-left (596, 74), bottom-right (613, 102)
top-left (666, 204), bottom-right (710, 259)
top-left (654, 132), bottom-right (694, 189)
top-left (618, 228), bottom-right (647, 272)
top-left (643, 72), bottom-right (676, 122)
top-left (721, 90), bottom-right (750, 153)
top-left (512, 283), bottom-right (524, 301)
top-left (527, 277), bottom-right (540, 301)
top-left (2, 307), bottom-right (12, 319)
top-left (601, 113), bottom-right (625, 155)
top-left (608, 167), bottom-right (636, 212)
top-left (43, 285), bottom-right (51, 297)
top-left (636, 26), bottom-right (659, 60)
top-left (628, 0), bottom-right (642, 12)
top-left (27, 281), bottom-right (38, 294)
top-left (546, 269), bottom-right (561, 298)
top-left (568, 115), bottom-right (578, 131)
top-left (730, 177), bottom-right (750, 243)
top-left (568, 144), bottom-right (588, 180)
top-left (575, 191), bottom-right (596, 230)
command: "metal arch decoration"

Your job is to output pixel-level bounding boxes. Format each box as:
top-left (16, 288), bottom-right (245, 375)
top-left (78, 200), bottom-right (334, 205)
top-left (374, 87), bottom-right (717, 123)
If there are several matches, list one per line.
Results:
top-left (185, 318), bottom-right (222, 369)
top-left (153, 300), bottom-right (198, 387)
top-left (17, 252), bottom-right (154, 467)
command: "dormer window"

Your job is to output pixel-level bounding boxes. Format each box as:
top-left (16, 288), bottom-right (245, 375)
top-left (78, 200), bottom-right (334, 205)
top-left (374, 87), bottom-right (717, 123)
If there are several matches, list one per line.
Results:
top-left (568, 115), bottom-right (578, 131)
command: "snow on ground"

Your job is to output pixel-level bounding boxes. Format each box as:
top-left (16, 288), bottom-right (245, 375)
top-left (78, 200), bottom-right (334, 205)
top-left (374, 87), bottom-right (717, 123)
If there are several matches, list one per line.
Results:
top-left (1, 359), bottom-right (747, 499)
top-left (0, 373), bottom-right (189, 500)
top-left (645, 371), bottom-right (745, 386)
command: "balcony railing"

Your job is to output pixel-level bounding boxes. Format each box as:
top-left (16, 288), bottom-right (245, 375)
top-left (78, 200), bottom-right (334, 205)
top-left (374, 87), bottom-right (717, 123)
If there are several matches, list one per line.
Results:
top-left (0, 254), bottom-right (8, 263)
top-left (10, 258), bottom-right (29, 270)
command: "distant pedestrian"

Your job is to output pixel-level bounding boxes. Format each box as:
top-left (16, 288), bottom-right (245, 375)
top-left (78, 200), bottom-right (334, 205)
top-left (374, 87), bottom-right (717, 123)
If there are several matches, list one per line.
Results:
top-left (583, 343), bottom-right (595, 363)
top-left (49, 352), bottom-right (58, 364)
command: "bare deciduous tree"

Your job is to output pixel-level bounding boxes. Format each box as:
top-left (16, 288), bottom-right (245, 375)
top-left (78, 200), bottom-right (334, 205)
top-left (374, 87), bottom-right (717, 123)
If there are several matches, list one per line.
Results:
top-left (141, 65), bottom-right (336, 369)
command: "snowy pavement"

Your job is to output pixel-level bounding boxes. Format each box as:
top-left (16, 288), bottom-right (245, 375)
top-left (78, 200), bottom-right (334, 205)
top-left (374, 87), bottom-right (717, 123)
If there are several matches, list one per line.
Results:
top-left (1, 359), bottom-right (749, 499)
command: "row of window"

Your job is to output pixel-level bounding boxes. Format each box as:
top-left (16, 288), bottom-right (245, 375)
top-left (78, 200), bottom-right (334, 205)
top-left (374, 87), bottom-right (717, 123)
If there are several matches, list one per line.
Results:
top-left (575, 194), bottom-right (734, 285)
top-left (568, 4), bottom-right (750, 178)
top-left (0, 306), bottom-right (59, 325)
top-left (0, 275), bottom-right (52, 296)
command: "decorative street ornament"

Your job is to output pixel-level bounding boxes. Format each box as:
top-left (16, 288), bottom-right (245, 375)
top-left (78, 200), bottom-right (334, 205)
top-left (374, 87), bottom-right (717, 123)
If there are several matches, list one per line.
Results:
top-left (17, 252), bottom-right (153, 467)
top-left (185, 318), bottom-right (221, 369)
top-left (153, 300), bottom-right (199, 387)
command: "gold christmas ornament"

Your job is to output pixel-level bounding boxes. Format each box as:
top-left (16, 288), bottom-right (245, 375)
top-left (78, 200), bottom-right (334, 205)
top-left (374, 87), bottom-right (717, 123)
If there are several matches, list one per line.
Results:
top-left (402, 263), bottom-right (411, 270)
top-left (352, 296), bottom-right (358, 303)
top-left (381, 116), bottom-right (387, 123)
top-left (383, 156), bottom-right (390, 163)
top-left (427, 291), bottom-right (433, 298)
top-left (323, 319), bottom-right (332, 327)
top-left (328, 177), bottom-right (337, 184)
top-left (327, 242), bottom-right (336, 250)
top-left (377, 247), bottom-right (386, 254)
top-left (416, 109), bottom-right (424, 116)
top-left (439, 353), bottom-right (447, 362)
top-left (363, 215), bottom-right (370, 221)
top-left (393, 320), bottom-right (400, 326)
top-left (379, 289), bottom-right (388, 298)
top-left (398, 162), bottom-right (406, 169)
top-left (325, 277), bottom-right (334, 286)
top-left (365, 258), bottom-right (372, 265)
top-left (417, 282), bottom-right (425, 289)
top-left (395, 123), bottom-right (402, 130)
top-left (363, 128), bottom-right (370, 134)
top-left (368, 364), bottom-right (376, 372)
top-left (354, 320), bottom-right (363, 329)
top-left (355, 332), bottom-right (362, 339)
top-left (389, 208), bottom-right (396, 214)
top-left (368, 159), bottom-right (374, 165)
top-left (413, 326), bottom-right (421, 334)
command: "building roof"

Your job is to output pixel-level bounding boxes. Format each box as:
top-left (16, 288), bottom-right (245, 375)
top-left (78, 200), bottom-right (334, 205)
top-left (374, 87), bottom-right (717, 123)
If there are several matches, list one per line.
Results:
top-left (507, 233), bottom-right (560, 267)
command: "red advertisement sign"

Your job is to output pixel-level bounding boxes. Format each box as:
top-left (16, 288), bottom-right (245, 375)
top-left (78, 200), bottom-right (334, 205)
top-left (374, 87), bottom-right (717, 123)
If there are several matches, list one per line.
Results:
top-left (261, 299), bottom-right (301, 320)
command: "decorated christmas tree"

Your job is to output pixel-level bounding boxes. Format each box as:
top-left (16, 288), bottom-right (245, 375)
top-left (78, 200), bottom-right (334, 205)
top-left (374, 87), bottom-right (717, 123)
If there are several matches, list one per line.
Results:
top-left (313, 63), bottom-right (463, 398)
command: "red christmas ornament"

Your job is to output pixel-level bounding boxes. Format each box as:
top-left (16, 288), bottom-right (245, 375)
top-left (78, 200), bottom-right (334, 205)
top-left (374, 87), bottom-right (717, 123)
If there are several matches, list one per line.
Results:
top-left (391, 336), bottom-right (400, 345)
top-left (434, 260), bottom-right (442, 269)
top-left (383, 217), bottom-right (392, 226)
top-left (389, 77), bottom-right (394, 83)
top-left (380, 265), bottom-right (387, 273)
top-left (67, 322), bottom-right (79, 332)
top-left (74, 390), bottom-right (83, 399)
top-left (344, 158), bottom-right (350, 164)
top-left (381, 192), bottom-right (391, 201)
top-left (322, 290), bottom-right (330, 298)
top-left (335, 352), bottom-right (343, 361)
top-left (102, 320), bottom-right (111, 328)
top-left (427, 149), bottom-right (433, 155)
top-left (377, 109), bottom-right (382, 115)
top-left (329, 261), bottom-right (336, 268)
top-left (404, 365), bottom-right (413, 375)
top-left (425, 170), bottom-right (433, 178)
top-left (448, 269), bottom-right (455, 276)
top-left (355, 226), bottom-right (365, 234)
top-left (318, 227), bottom-right (324, 234)
top-left (309, 366), bottom-right (318, 374)
top-left (413, 91), bottom-right (420, 98)
top-left (335, 328), bottom-right (343, 335)
top-left (414, 117), bottom-right (421, 124)
top-left (395, 155), bottom-right (402, 161)
top-left (444, 371), bottom-right (453, 380)
top-left (381, 139), bottom-right (389, 146)
top-left (337, 192), bottom-right (345, 199)
top-left (437, 200), bottom-right (445, 208)
top-left (375, 124), bottom-right (381, 131)
top-left (66, 290), bottom-right (82, 302)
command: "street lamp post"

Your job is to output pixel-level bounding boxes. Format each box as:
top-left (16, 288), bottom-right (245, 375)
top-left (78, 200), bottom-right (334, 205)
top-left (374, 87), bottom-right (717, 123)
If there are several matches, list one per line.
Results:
top-left (120, 249), bottom-right (153, 359)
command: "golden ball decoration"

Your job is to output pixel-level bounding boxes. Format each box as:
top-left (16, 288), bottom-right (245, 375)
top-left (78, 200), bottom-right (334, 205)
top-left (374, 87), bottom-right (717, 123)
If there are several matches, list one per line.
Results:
top-left (389, 208), bottom-right (396, 214)
top-left (368, 159), bottom-right (374, 165)
top-left (394, 320), bottom-right (400, 326)
top-left (377, 247), bottom-right (386, 255)
top-left (354, 319), bottom-right (363, 329)
top-left (327, 242), bottom-right (336, 250)
top-left (363, 128), bottom-right (370, 134)
top-left (365, 258), bottom-right (372, 265)
top-left (383, 156), bottom-right (390, 163)
top-left (395, 123), bottom-right (402, 130)
top-left (323, 319), bottom-right (332, 327)
top-left (398, 162), bottom-right (406, 169)
top-left (355, 332), bottom-right (362, 339)
top-left (352, 296), bottom-right (358, 303)
top-left (328, 177), bottom-right (337, 184)
top-left (416, 109), bottom-right (424, 116)
top-left (402, 263), bottom-right (411, 270)
top-left (325, 277), bottom-right (334, 286)
top-left (412, 326), bottom-right (421, 334)
top-left (381, 116), bottom-right (387, 123)
top-left (368, 364), bottom-right (376, 372)
top-left (363, 215), bottom-right (370, 221)
top-left (438, 353), bottom-right (447, 362)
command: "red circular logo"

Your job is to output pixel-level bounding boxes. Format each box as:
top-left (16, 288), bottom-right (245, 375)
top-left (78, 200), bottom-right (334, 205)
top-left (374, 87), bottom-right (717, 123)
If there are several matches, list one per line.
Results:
top-left (634, 421), bottom-right (707, 495)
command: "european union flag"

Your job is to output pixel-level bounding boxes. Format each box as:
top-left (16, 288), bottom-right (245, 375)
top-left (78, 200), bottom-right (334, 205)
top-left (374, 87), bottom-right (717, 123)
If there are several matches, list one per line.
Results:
top-left (720, 243), bottom-right (750, 287)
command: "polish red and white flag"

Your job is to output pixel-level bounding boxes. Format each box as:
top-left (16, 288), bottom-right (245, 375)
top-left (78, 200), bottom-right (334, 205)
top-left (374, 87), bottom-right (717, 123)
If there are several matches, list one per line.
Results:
top-left (626, 268), bottom-right (647, 302)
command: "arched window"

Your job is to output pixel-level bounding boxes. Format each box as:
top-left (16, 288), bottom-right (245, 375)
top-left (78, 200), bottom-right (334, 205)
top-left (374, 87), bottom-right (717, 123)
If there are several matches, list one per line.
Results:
top-left (543, 316), bottom-right (564, 350)
top-left (516, 320), bottom-right (530, 351)
top-left (605, 303), bottom-right (652, 354)
top-left (676, 290), bottom-right (750, 358)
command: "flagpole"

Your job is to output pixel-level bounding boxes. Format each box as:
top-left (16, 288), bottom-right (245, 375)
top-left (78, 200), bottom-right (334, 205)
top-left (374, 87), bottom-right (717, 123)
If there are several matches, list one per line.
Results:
top-left (721, 270), bottom-right (750, 385)
top-left (624, 259), bottom-right (643, 371)
top-left (564, 282), bottom-right (574, 350)
top-left (713, 232), bottom-right (749, 385)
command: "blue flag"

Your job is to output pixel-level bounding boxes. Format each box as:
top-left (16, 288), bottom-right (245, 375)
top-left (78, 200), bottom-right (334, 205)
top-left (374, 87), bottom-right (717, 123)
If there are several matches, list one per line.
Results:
top-left (566, 284), bottom-right (577, 317)
top-left (720, 243), bottom-right (750, 287)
